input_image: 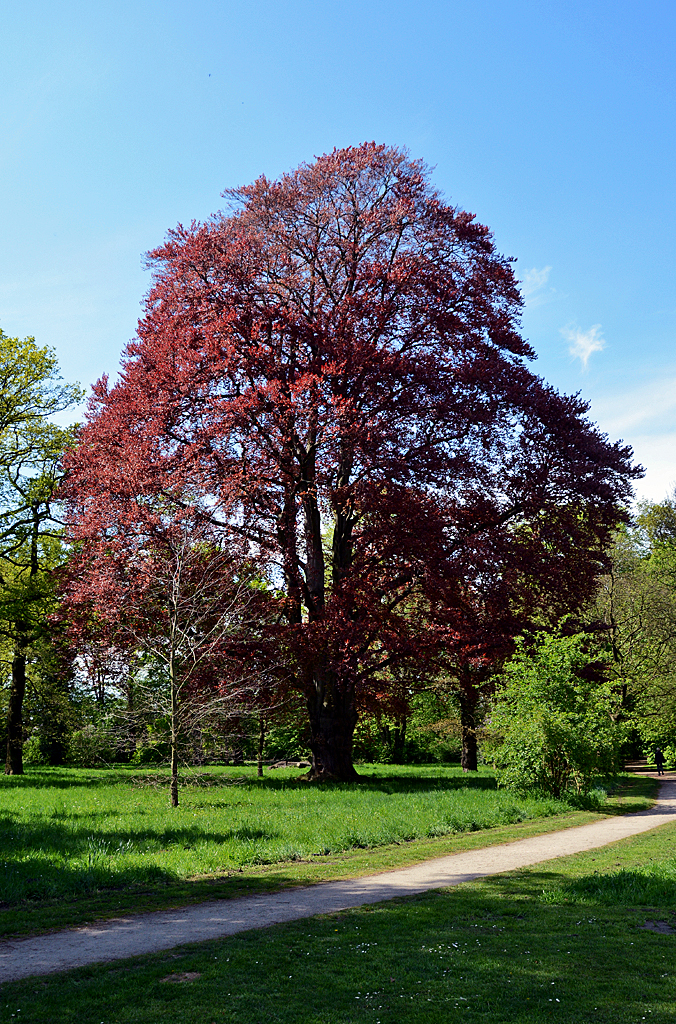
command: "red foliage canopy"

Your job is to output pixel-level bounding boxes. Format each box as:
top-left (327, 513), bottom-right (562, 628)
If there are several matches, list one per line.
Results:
top-left (62, 143), bottom-right (640, 779)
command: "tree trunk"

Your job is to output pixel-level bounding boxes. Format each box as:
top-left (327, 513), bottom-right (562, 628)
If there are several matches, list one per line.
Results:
top-left (391, 716), bottom-right (407, 763)
top-left (170, 657), bottom-right (179, 807)
top-left (257, 715), bottom-right (266, 778)
top-left (6, 639), bottom-right (26, 775)
top-left (459, 679), bottom-right (478, 772)
top-left (306, 672), bottom-right (359, 781)
top-left (95, 665), bottom-right (105, 706)
top-left (170, 741), bottom-right (179, 806)
top-left (6, 509), bottom-right (40, 776)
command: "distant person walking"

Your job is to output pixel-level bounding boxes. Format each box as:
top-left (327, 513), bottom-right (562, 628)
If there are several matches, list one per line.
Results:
top-left (655, 747), bottom-right (665, 776)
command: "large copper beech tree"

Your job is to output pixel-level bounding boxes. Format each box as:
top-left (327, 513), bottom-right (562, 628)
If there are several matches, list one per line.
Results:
top-left (62, 144), bottom-right (639, 780)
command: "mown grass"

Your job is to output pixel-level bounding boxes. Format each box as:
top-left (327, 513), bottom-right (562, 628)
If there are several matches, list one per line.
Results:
top-left (0, 800), bottom-right (673, 1023)
top-left (0, 767), bottom-right (654, 939)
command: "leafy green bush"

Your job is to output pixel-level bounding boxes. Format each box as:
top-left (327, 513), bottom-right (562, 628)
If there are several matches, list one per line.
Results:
top-left (263, 718), bottom-right (311, 762)
top-left (354, 731), bottom-right (441, 765)
top-left (67, 724), bottom-right (115, 767)
top-left (353, 695), bottom-right (463, 765)
top-left (639, 732), bottom-right (676, 764)
top-left (661, 743), bottom-right (676, 768)
top-left (487, 632), bottom-right (624, 796)
top-left (22, 734), bottom-right (47, 765)
top-left (129, 744), bottom-right (167, 765)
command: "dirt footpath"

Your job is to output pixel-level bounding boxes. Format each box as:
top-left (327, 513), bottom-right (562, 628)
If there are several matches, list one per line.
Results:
top-left (0, 776), bottom-right (674, 983)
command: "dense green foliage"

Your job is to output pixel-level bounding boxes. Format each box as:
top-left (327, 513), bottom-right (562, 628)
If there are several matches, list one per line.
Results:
top-left (488, 633), bottom-right (624, 795)
top-left (0, 329), bottom-right (82, 773)
top-left (596, 498), bottom-right (676, 766)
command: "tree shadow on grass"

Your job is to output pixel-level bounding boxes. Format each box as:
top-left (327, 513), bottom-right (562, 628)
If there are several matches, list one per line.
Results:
top-left (0, 816), bottom-right (280, 856)
top-left (0, 768), bottom-right (499, 795)
top-left (113, 772), bottom-right (500, 795)
top-left (0, 858), bottom-right (178, 905)
top-left (0, 816), bottom-right (283, 906)
top-left (0, 770), bottom-right (145, 791)
top-left (471, 858), bottom-right (676, 910)
top-left (233, 774), bottom-right (499, 795)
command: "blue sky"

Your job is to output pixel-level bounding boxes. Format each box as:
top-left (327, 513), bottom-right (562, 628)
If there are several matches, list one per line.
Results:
top-left (1, 0), bottom-right (674, 501)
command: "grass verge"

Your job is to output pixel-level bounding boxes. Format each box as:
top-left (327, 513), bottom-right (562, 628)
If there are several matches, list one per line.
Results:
top-left (0, 785), bottom-right (672, 1023)
top-left (0, 771), bottom-right (655, 938)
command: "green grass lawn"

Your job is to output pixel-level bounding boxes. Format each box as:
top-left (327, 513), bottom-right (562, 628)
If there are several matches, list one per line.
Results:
top-left (0, 766), bottom-right (653, 938)
top-left (0, 763), bottom-right (574, 900)
top-left (0, 800), bottom-right (673, 1023)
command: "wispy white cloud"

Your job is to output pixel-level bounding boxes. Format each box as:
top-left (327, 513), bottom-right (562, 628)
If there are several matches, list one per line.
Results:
top-left (625, 433), bottom-right (676, 504)
top-left (561, 323), bottom-right (605, 368)
top-left (519, 265), bottom-right (553, 308)
top-left (591, 376), bottom-right (676, 435)
top-left (521, 266), bottom-right (551, 298)
top-left (588, 373), bottom-right (676, 504)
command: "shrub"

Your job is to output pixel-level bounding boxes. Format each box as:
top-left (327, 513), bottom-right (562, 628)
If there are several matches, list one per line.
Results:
top-left (22, 734), bottom-right (47, 765)
top-left (487, 632), bottom-right (625, 797)
top-left (661, 744), bottom-right (676, 768)
top-left (67, 725), bottom-right (115, 767)
top-left (130, 744), bottom-right (166, 765)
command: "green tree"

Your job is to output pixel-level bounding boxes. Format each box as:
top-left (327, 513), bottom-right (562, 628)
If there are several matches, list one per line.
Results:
top-left (0, 330), bottom-right (82, 773)
top-left (488, 632), bottom-right (624, 796)
top-left (595, 499), bottom-right (676, 760)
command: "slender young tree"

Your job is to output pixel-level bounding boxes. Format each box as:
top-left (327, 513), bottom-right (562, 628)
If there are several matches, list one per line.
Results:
top-left (65, 509), bottom-right (273, 804)
top-left (63, 144), bottom-right (639, 780)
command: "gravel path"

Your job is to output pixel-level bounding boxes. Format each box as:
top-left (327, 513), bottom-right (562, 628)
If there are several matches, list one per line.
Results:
top-left (1, 775), bottom-right (674, 983)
